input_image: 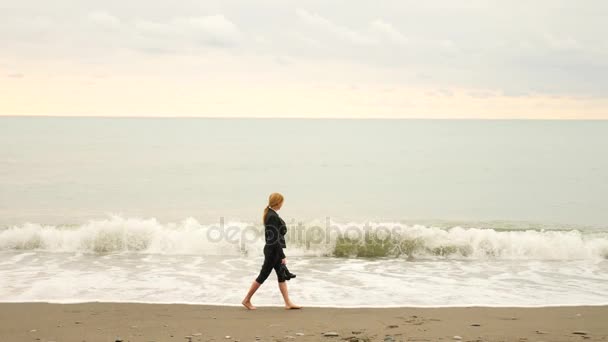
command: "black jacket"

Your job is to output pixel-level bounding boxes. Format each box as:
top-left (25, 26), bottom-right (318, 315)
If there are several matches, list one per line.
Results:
top-left (264, 208), bottom-right (287, 258)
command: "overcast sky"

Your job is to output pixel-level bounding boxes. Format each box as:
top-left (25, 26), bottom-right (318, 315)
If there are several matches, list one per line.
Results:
top-left (1, 0), bottom-right (607, 118)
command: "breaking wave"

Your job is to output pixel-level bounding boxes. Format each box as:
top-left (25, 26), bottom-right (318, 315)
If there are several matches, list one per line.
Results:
top-left (1, 216), bottom-right (607, 260)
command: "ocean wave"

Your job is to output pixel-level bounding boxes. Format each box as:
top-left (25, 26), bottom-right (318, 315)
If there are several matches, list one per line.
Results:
top-left (1, 216), bottom-right (607, 260)
top-left (331, 225), bottom-right (608, 260)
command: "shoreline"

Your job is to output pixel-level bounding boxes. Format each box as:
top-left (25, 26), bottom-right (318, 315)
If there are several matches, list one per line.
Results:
top-left (0, 303), bottom-right (606, 341)
top-left (3, 300), bottom-right (608, 309)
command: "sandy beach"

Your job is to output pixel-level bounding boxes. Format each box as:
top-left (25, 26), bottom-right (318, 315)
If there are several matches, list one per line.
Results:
top-left (0, 303), bottom-right (606, 342)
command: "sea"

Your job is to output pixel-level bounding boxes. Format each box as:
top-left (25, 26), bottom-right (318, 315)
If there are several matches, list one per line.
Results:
top-left (1, 117), bottom-right (607, 307)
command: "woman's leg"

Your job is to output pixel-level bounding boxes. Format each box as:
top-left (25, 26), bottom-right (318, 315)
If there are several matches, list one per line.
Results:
top-left (241, 280), bottom-right (261, 310)
top-left (273, 260), bottom-right (301, 309)
top-left (278, 281), bottom-right (301, 309)
top-left (242, 247), bottom-right (274, 310)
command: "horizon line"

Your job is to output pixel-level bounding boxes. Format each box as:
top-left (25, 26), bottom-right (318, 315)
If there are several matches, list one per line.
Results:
top-left (1, 114), bottom-right (607, 121)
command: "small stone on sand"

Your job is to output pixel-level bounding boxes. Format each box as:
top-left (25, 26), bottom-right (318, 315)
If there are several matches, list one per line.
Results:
top-left (471, 323), bottom-right (481, 327)
top-left (453, 336), bottom-right (462, 340)
top-left (323, 331), bottom-right (339, 337)
top-left (573, 331), bottom-right (588, 335)
top-left (296, 332), bottom-right (305, 336)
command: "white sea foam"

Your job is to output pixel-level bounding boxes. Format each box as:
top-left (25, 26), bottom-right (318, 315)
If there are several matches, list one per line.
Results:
top-left (0, 251), bottom-right (607, 307)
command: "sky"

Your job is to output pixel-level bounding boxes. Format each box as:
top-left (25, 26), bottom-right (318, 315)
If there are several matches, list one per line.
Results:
top-left (1, 0), bottom-right (607, 119)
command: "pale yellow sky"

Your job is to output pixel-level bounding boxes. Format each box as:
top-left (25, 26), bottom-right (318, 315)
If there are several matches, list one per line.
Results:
top-left (1, 1), bottom-right (607, 119)
top-left (2, 54), bottom-right (607, 119)
top-left (3, 75), bottom-right (607, 119)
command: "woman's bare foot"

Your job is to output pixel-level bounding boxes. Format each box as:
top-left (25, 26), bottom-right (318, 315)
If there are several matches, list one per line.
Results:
top-left (285, 302), bottom-right (302, 310)
top-left (242, 300), bottom-right (257, 310)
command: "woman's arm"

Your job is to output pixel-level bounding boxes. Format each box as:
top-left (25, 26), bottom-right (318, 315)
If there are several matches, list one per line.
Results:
top-left (267, 214), bottom-right (286, 261)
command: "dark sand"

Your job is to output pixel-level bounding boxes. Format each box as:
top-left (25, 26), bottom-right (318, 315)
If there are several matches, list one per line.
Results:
top-left (0, 303), bottom-right (606, 342)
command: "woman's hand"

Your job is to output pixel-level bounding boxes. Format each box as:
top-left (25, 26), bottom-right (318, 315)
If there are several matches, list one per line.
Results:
top-left (281, 258), bottom-right (286, 265)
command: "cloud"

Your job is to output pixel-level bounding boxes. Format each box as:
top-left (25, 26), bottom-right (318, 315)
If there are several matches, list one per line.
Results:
top-left (134, 15), bottom-right (241, 48)
top-left (87, 11), bottom-right (121, 30)
top-left (293, 11), bottom-right (409, 50)
top-left (468, 90), bottom-right (496, 99)
top-left (177, 15), bottom-right (241, 46)
top-left (295, 9), bottom-right (374, 45)
top-left (369, 20), bottom-right (407, 44)
top-left (6, 73), bottom-right (24, 78)
top-left (542, 33), bottom-right (581, 52)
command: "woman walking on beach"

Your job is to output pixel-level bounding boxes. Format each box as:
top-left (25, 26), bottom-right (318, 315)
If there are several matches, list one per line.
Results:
top-left (242, 193), bottom-right (301, 310)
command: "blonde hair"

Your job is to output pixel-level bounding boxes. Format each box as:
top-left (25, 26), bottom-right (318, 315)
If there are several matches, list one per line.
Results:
top-left (263, 192), bottom-right (284, 223)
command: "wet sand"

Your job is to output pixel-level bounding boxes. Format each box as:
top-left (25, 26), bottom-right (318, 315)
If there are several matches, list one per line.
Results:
top-left (0, 303), bottom-right (606, 342)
